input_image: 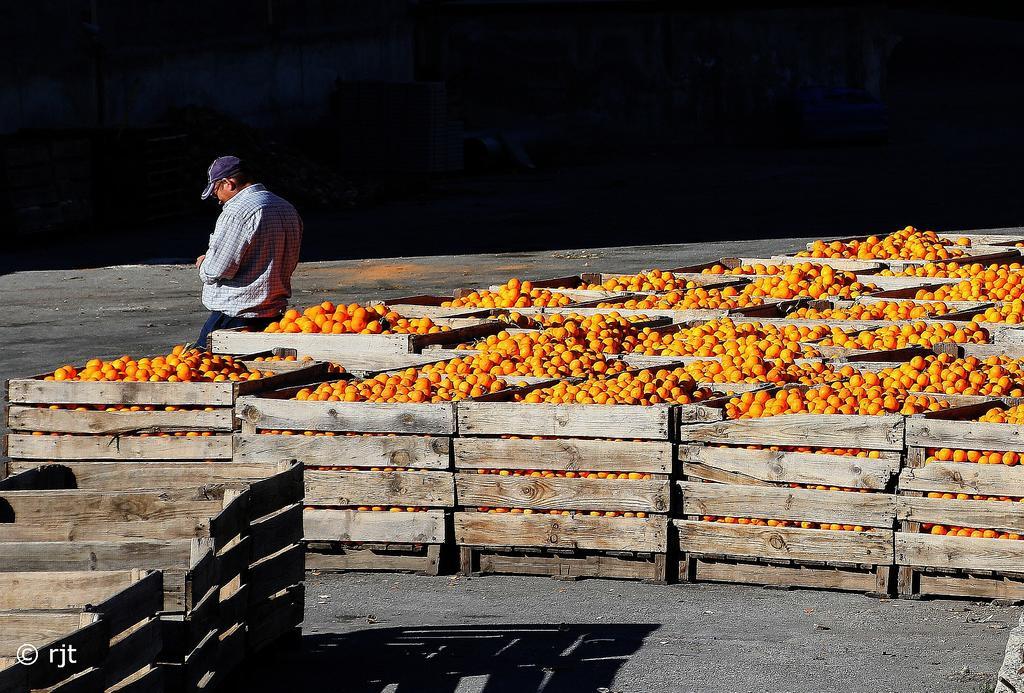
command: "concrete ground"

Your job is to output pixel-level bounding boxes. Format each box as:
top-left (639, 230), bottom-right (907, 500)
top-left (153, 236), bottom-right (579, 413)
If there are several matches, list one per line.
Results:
top-left (0, 237), bottom-right (1020, 692)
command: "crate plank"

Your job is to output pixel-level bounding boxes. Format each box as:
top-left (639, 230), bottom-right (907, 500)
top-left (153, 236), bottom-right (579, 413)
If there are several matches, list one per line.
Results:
top-left (248, 544), bottom-right (304, 605)
top-left (250, 504), bottom-right (303, 562)
top-left (899, 463), bottom-right (1024, 497)
top-left (907, 417), bottom-right (1024, 450)
top-left (237, 397), bottom-right (456, 435)
top-left (681, 414), bottom-right (905, 450)
top-left (305, 470), bottom-right (455, 507)
top-left (473, 551), bottom-right (664, 582)
top-left (211, 329), bottom-right (415, 357)
top-left (6, 379), bottom-right (233, 406)
top-left (897, 533), bottom-right (1024, 571)
top-left (5, 434), bottom-right (233, 461)
top-left (688, 557), bottom-right (882, 593)
top-left (104, 616), bottom-right (161, 688)
top-left (457, 402), bottom-right (685, 440)
top-left (897, 497), bottom-right (1024, 533)
top-left (2, 461), bottom-right (282, 491)
top-left (678, 445), bottom-right (900, 490)
top-left (916, 572), bottom-right (1024, 601)
top-left (457, 474), bottom-right (668, 513)
top-left (235, 433), bottom-right (451, 469)
top-left (304, 509), bottom-right (446, 543)
top-left (455, 512), bottom-right (667, 552)
top-left (674, 519), bottom-right (894, 564)
top-left (679, 481), bottom-right (895, 527)
top-left (455, 438), bottom-right (671, 474)
top-left (7, 407), bottom-right (233, 434)
top-left (0, 489), bottom-right (224, 527)
top-left (0, 540), bottom-right (194, 573)
top-left (0, 570), bottom-right (138, 611)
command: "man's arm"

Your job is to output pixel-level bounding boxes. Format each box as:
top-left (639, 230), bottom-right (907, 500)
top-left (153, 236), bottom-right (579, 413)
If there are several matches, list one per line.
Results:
top-left (198, 211), bottom-right (257, 283)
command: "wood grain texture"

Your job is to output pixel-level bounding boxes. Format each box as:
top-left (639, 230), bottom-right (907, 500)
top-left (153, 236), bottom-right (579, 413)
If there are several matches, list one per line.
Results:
top-left (454, 512), bottom-right (668, 552)
top-left (0, 489), bottom-right (224, 526)
top-left (678, 445), bottom-right (899, 490)
top-left (897, 533), bottom-right (1024, 571)
top-left (235, 432), bottom-right (451, 469)
top-left (688, 557), bottom-right (880, 593)
top-left (899, 463), bottom-right (1024, 497)
top-left (674, 519), bottom-right (894, 564)
top-left (2, 461), bottom-right (280, 491)
top-left (897, 496), bottom-right (1024, 533)
top-left (7, 407), bottom-right (233, 434)
top-left (237, 396), bottom-right (457, 435)
top-left (457, 474), bottom-right (668, 513)
top-left (907, 417), bottom-right (1024, 450)
top-left (457, 401), bottom-right (684, 440)
top-left (5, 433), bottom-right (233, 461)
top-left (6, 379), bottom-right (234, 406)
top-left (305, 469), bottom-right (454, 507)
top-left (916, 572), bottom-right (1024, 601)
top-left (0, 540), bottom-right (194, 574)
top-left (303, 509), bottom-right (446, 543)
top-left (455, 438), bottom-right (671, 474)
top-left (678, 481), bottom-right (896, 527)
top-left (211, 329), bottom-right (415, 357)
top-left (681, 414), bottom-right (905, 450)
top-left (0, 570), bottom-right (138, 611)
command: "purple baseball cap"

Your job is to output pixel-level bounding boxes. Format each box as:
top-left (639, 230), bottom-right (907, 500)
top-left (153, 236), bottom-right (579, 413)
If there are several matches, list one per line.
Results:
top-left (201, 155), bottom-right (244, 199)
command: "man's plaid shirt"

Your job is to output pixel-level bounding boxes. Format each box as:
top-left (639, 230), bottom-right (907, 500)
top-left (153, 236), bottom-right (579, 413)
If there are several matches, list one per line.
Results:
top-left (199, 184), bottom-right (302, 318)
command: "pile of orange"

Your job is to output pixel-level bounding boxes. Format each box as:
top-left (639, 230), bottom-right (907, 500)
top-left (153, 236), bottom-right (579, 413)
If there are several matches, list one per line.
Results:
top-left (789, 483), bottom-right (871, 493)
top-left (921, 524), bottom-right (1022, 539)
top-left (266, 302), bottom-right (447, 335)
top-left (720, 444), bottom-right (884, 458)
top-left (583, 270), bottom-right (701, 293)
top-left (880, 261), bottom-right (1024, 279)
top-left (442, 279), bottom-right (573, 308)
top-left (469, 317), bottom-right (644, 356)
top-left (702, 262), bottom-right (801, 276)
top-left (496, 311), bottom-right (648, 329)
top-left (979, 404), bottom-right (1024, 424)
top-left (294, 368), bottom-right (510, 403)
top-left (47, 346), bottom-right (264, 383)
top-left (722, 381), bottom-right (951, 418)
top-left (518, 369), bottom-right (713, 405)
top-left (424, 350), bottom-right (625, 379)
top-left (698, 516), bottom-right (869, 532)
top-left (926, 448), bottom-right (1020, 466)
top-left (915, 271), bottom-right (1024, 302)
top-left (741, 265), bottom-right (877, 300)
top-left (599, 285), bottom-right (757, 311)
top-left (796, 227), bottom-right (969, 260)
top-left (973, 301), bottom-right (1024, 324)
top-left (819, 321), bottom-right (989, 349)
top-left (925, 491), bottom-right (1022, 502)
top-left (682, 357), bottom-right (849, 386)
top-left (474, 508), bottom-right (648, 518)
top-left (789, 300), bottom-right (953, 321)
top-left (474, 468), bottom-right (652, 480)
top-left (876, 354), bottom-right (1024, 397)
top-left (629, 319), bottom-right (827, 359)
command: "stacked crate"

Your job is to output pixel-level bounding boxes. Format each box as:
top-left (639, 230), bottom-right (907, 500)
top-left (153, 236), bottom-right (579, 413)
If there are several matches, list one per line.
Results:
top-left (236, 385), bottom-right (457, 575)
top-left (0, 570), bottom-right (164, 692)
top-left (899, 399), bottom-right (1024, 601)
top-left (452, 387), bottom-right (718, 583)
top-left (676, 403), bottom-right (904, 595)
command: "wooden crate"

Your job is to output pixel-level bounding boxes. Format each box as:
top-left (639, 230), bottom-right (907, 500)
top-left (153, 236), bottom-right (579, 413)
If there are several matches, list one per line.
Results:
top-left (0, 570), bottom-right (164, 692)
top-left (236, 391), bottom-right (456, 576)
top-left (676, 443), bottom-right (900, 595)
top-left (210, 318), bottom-right (504, 359)
top-left (454, 435), bottom-right (674, 582)
top-left (668, 256), bottom-right (885, 275)
top-left (899, 401), bottom-right (1024, 602)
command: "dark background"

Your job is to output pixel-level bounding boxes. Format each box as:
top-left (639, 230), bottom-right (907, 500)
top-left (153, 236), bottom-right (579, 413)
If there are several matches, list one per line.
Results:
top-left (2, 1), bottom-right (1024, 273)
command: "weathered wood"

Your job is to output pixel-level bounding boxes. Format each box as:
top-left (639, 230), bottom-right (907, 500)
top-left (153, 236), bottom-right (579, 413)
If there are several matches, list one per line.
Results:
top-left (246, 590), bottom-right (303, 655)
top-left (237, 396), bottom-right (457, 435)
top-left (6, 379), bottom-right (235, 406)
top-left (216, 621), bottom-right (246, 683)
top-left (473, 550), bottom-right (665, 582)
top-left (306, 545), bottom-right (441, 574)
top-left (677, 445), bottom-right (899, 490)
top-left (303, 509), bottom-right (446, 543)
top-left (107, 664), bottom-right (164, 693)
top-left (897, 497), bottom-right (1024, 533)
top-left (88, 570), bottom-right (164, 638)
top-left (211, 328), bottom-right (416, 357)
top-left (916, 572), bottom-right (1024, 601)
top-left (0, 614), bottom-right (104, 690)
top-left (457, 401), bottom-right (692, 440)
top-left (899, 463), bottom-right (1024, 497)
top-left (245, 461), bottom-right (303, 521)
top-left (686, 556), bottom-right (883, 593)
top-left (2, 461), bottom-right (280, 492)
top-left (104, 616), bottom-right (162, 689)
top-left (7, 407), bottom-right (233, 435)
top-left (235, 432), bottom-right (451, 469)
top-left (455, 438), bottom-right (672, 474)
top-left (457, 474), bottom-right (669, 513)
top-left (248, 544), bottom-right (304, 605)
top-left (5, 434), bottom-right (234, 461)
top-left (681, 414), bottom-right (905, 450)
top-left (250, 504), bottom-right (303, 562)
top-left (678, 481), bottom-right (895, 527)
top-left (897, 533), bottom-right (1024, 571)
top-left (907, 416), bottom-right (1024, 450)
top-left (0, 570), bottom-right (138, 611)
top-left (455, 512), bottom-right (668, 552)
top-left (305, 470), bottom-right (455, 507)
top-left (674, 519), bottom-right (894, 564)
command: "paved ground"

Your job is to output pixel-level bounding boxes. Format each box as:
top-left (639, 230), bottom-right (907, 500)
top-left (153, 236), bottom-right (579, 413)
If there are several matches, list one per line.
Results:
top-left (1, 237), bottom-right (1021, 692)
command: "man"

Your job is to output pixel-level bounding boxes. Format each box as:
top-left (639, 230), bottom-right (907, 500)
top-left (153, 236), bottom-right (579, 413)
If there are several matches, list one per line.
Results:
top-left (194, 156), bottom-right (303, 348)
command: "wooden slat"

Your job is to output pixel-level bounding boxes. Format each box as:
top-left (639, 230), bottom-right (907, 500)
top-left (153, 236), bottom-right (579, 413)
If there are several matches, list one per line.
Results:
top-left (89, 570), bottom-right (163, 637)
top-left (0, 570), bottom-right (137, 611)
top-left (248, 544), bottom-right (304, 605)
top-left (0, 540), bottom-right (193, 574)
top-left (457, 402), bottom-right (688, 440)
top-left (210, 329), bottom-right (415, 357)
top-left (6, 379), bottom-right (234, 406)
top-left (104, 616), bottom-right (161, 689)
top-left (455, 512), bottom-right (668, 552)
top-left (916, 572), bottom-right (1024, 601)
top-left (681, 414), bottom-right (905, 451)
top-left (678, 481), bottom-right (895, 527)
top-left (475, 551), bottom-right (663, 581)
top-left (0, 612), bottom-right (99, 653)
top-left (250, 504), bottom-right (303, 563)
top-left (674, 519), bottom-right (894, 564)
top-left (690, 558), bottom-right (880, 593)
top-left (7, 407), bottom-right (233, 434)
top-left (0, 490), bottom-right (224, 527)
top-left (0, 519), bottom-right (210, 542)
top-left (4, 616), bottom-right (106, 690)
top-left (5, 434), bottom-right (234, 461)
top-left (246, 588), bottom-right (303, 655)
top-left (2, 461), bottom-right (280, 491)
top-left (107, 663), bottom-right (164, 693)
top-left (897, 497), bottom-right (1024, 533)
top-left (303, 509), bottom-right (446, 543)
top-left (454, 438), bottom-right (671, 474)
top-left (305, 470), bottom-right (455, 507)
top-left (897, 533), bottom-right (1024, 571)
top-left (899, 463), bottom-right (1024, 497)
top-left (678, 445), bottom-right (899, 490)
top-left (457, 474), bottom-right (668, 513)
top-left (246, 462), bottom-right (303, 521)
top-left (907, 417), bottom-right (1024, 450)
top-left (234, 433), bottom-right (451, 470)
top-left (237, 397), bottom-right (457, 435)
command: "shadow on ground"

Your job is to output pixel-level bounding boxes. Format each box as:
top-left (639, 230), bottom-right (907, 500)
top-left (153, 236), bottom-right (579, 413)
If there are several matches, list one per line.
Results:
top-left (232, 624), bottom-right (658, 692)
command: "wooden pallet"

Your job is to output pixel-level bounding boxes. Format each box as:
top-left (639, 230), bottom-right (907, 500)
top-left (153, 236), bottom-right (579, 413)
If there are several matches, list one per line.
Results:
top-left (0, 570), bottom-right (164, 692)
top-left (898, 402), bottom-right (1024, 602)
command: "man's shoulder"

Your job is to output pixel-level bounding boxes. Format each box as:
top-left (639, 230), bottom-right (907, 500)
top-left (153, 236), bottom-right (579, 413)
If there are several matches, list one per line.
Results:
top-left (244, 187), bottom-right (298, 214)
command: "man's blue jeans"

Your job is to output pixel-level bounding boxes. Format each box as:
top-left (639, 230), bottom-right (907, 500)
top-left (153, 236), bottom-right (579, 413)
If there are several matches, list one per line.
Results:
top-left (195, 311), bottom-right (278, 350)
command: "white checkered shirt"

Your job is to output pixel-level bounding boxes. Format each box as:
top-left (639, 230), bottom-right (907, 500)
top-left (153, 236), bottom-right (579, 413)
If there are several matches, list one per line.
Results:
top-left (199, 184), bottom-right (303, 318)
